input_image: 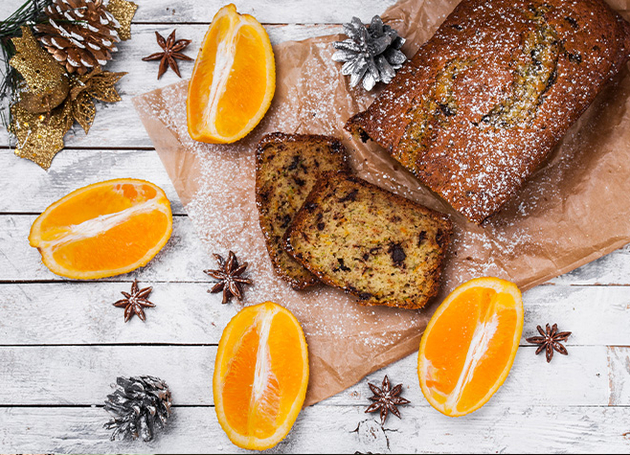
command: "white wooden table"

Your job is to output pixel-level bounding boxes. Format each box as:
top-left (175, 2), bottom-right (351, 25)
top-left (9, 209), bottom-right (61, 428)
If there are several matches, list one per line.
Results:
top-left (1, 0), bottom-right (630, 453)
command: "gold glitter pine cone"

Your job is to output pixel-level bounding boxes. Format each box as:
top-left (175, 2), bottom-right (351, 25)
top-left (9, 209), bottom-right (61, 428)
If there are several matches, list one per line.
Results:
top-left (34, 0), bottom-right (121, 75)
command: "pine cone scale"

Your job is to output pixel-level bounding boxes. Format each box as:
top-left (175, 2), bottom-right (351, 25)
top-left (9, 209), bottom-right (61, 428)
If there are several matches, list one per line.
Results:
top-left (104, 375), bottom-right (172, 442)
top-left (35, 0), bottom-right (122, 75)
top-left (333, 15), bottom-right (408, 91)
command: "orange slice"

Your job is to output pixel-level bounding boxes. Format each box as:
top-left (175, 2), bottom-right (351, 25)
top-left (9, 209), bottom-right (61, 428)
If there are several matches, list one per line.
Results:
top-left (29, 178), bottom-right (172, 280)
top-left (214, 301), bottom-right (309, 450)
top-left (418, 277), bottom-right (523, 417)
top-left (187, 4), bottom-right (275, 144)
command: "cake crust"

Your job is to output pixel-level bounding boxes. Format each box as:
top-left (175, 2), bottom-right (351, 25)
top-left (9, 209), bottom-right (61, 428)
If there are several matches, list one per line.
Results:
top-left (255, 132), bottom-right (350, 289)
top-left (346, 0), bottom-right (630, 224)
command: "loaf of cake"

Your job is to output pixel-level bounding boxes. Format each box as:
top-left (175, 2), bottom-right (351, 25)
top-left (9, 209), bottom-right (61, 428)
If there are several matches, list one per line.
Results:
top-left (346, 0), bottom-right (630, 224)
top-left (256, 133), bottom-right (350, 289)
top-left (285, 172), bottom-right (452, 309)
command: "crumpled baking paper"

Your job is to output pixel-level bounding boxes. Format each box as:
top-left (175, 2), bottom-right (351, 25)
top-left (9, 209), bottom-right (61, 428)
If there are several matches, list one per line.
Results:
top-left (133, 0), bottom-right (630, 405)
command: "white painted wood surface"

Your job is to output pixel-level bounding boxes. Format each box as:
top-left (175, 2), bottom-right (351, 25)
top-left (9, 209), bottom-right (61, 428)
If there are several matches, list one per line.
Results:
top-left (1, 0), bottom-right (630, 453)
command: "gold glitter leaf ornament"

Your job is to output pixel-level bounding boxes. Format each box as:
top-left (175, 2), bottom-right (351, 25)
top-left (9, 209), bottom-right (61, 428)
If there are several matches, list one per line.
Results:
top-left (10, 103), bottom-right (71, 170)
top-left (10, 67), bottom-right (126, 169)
top-left (106, 0), bottom-right (138, 41)
top-left (78, 68), bottom-right (126, 103)
top-left (9, 27), bottom-right (69, 113)
top-left (4, 3), bottom-right (133, 170)
top-left (67, 67), bottom-right (127, 133)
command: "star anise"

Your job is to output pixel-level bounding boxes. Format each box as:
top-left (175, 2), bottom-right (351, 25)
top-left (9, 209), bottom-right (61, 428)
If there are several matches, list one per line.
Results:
top-left (526, 323), bottom-right (572, 363)
top-left (204, 251), bottom-right (253, 304)
top-left (365, 375), bottom-right (410, 426)
top-left (142, 30), bottom-right (193, 79)
top-left (113, 280), bottom-right (155, 322)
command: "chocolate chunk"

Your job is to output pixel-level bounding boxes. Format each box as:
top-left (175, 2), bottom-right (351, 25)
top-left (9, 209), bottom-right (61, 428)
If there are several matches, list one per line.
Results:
top-left (316, 213), bottom-right (324, 230)
top-left (544, 68), bottom-right (558, 92)
top-left (259, 189), bottom-right (270, 202)
top-left (334, 258), bottom-right (351, 272)
top-left (388, 243), bottom-right (406, 266)
top-left (566, 52), bottom-right (582, 64)
top-left (305, 201), bottom-right (318, 212)
top-left (438, 103), bottom-right (456, 116)
top-left (339, 189), bottom-right (358, 202)
top-left (287, 155), bottom-right (300, 171)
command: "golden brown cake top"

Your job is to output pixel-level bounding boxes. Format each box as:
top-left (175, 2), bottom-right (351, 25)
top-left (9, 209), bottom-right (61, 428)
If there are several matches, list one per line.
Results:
top-left (347, 0), bottom-right (630, 224)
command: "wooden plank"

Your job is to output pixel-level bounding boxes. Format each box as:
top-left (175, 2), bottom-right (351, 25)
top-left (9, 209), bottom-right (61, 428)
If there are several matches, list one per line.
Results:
top-left (3, 212), bottom-right (630, 285)
top-left (522, 284), bottom-right (630, 343)
top-left (107, 23), bottom-right (343, 89)
top-left (132, 0), bottom-right (400, 24)
top-left (548, 243), bottom-right (630, 285)
top-left (0, 283), bottom-right (233, 344)
top-left (0, 216), bottom-right (211, 282)
top-left (608, 346), bottom-right (630, 406)
top-left (2, 404), bottom-right (630, 454)
top-left (0, 0), bottom-right (399, 25)
top-left (1, 282), bottom-right (630, 343)
top-left (0, 345), bottom-right (611, 407)
top-left (0, 148), bottom-right (185, 215)
top-left (0, 23), bottom-right (343, 149)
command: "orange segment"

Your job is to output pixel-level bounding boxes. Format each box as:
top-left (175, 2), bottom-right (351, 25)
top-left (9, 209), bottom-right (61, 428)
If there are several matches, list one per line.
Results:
top-left (214, 301), bottom-right (309, 450)
top-left (418, 277), bottom-right (523, 417)
top-left (29, 179), bottom-right (172, 279)
top-left (187, 4), bottom-right (275, 144)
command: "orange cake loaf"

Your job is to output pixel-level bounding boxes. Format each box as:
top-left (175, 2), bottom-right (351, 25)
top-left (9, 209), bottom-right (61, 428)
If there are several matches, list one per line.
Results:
top-left (346, 0), bottom-right (630, 224)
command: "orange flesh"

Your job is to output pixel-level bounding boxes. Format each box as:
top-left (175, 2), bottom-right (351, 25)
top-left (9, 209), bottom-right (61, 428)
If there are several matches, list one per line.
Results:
top-left (187, 14), bottom-right (225, 138)
top-left (419, 277), bottom-right (523, 416)
top-left (215, 24), bottom-right (268, 137)
top-left (49, 212), bottom-right (170, 273)
top-left (223, 325), bottom-right (260, 435)
top-left (36, 182), bottom-right (159, 242)
top-left (29, 179), bottom-right (172, 279)
top-left (214, 302), bottom-right (309, 450)
top-left (187, 4), bottom-right (275, 144)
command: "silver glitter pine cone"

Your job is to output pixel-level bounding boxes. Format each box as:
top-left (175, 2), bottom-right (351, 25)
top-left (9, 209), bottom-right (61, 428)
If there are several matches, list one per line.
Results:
top-left (104, 375), bottom-right (172, 442)
top-left (332, 15), bottom-right (407, 91)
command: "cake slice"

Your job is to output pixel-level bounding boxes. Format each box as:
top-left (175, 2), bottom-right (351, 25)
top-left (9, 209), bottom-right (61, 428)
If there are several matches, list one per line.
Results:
top-left (285, 173), bottom-right (452, 309)
top-left (256, 133), bottom-right (350, 289)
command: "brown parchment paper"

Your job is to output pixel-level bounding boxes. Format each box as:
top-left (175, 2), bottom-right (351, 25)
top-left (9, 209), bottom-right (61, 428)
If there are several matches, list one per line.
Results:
top-left (133, 0), bottom-right (630, 405)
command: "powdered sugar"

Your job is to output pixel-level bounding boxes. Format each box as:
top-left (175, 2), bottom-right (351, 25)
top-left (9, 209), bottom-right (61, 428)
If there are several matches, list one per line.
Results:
top-left (133, 30), bottom-right (431, 404)
top-left (133, 0), bottom-right (630, 404)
